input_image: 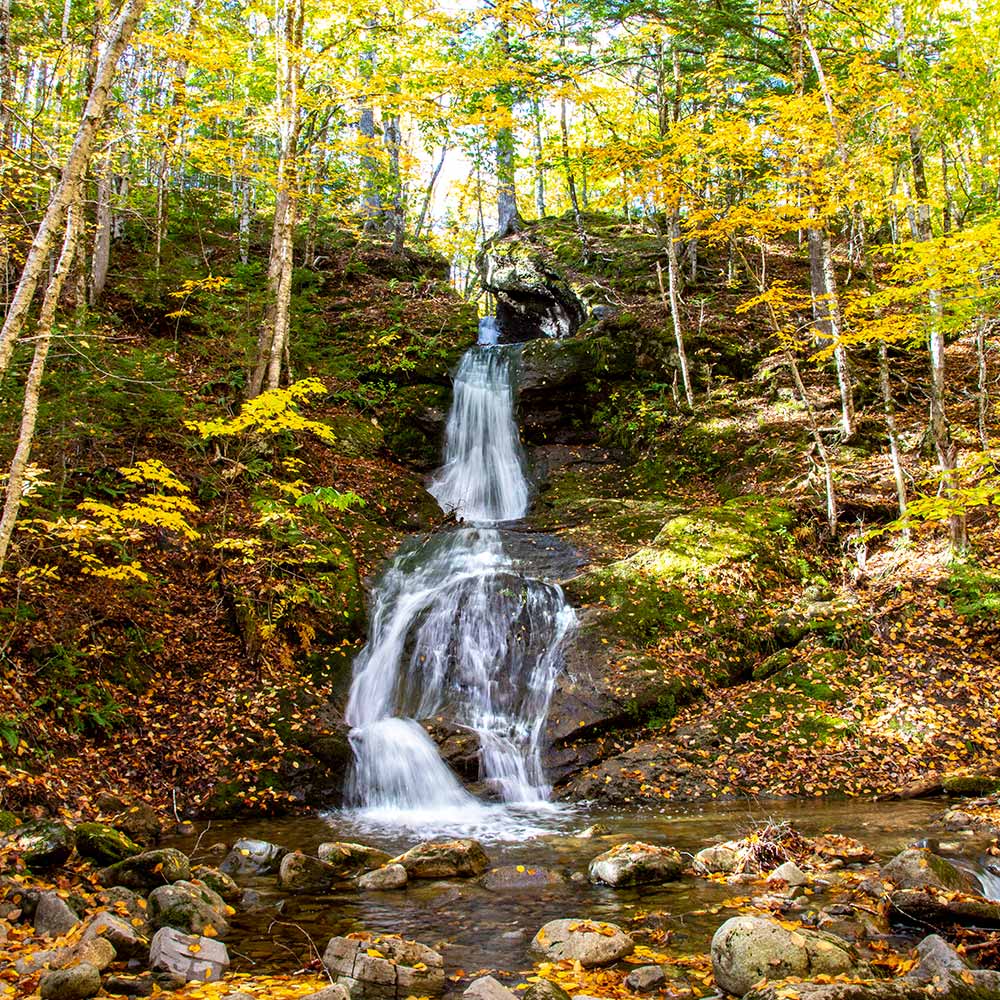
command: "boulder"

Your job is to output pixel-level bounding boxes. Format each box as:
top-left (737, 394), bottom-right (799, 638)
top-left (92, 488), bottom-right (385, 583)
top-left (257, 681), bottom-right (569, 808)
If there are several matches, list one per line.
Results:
top-left (392, 839), bottom-right (489, 878)
top-left (523, 982), bottom-right (572, 1000)
top-left (880, 849), bottom-right (977, 893)
top-left (300, 987), bottom-right (351, 1000)
top-left (148, 880), bottom-right (230, 935)
top-left (743, 979), bottom-right (1000, 1000)
top-left (96, 886), bottom-right (148, 927)
top-left (219, 838), bottom-right (288, 876)
top-left (317, 842), bottom-right (391, 877)
top-left (34, 892), bottom-right (81, 938)
top-left (109, 802), bottom-right (163, 847)
top-left (74, 822), bottom-right (142, 866)
top-left (149, 927), bottom-right (230, 983)
top-left (588, 842), bottom-right (683, 887)
top-left (480, 865), bottom-right (564, 891)
top-left (72, 937), bottom-right (116, 972)
top-left (941, 771), bottom-right (1000, 796)
top-left (711, 916), bottom-right (859, 996)
top-left (82, 912), bottom-right (147, 960)
top-left (323, 932), bottom-right (445, 999)
top-left (693, 843), bottom-right (742, 875)
top-left (38, 964), bottom-right (101, 1000)
top-left (767, 861), bottom-right (809, 887)
top-left (98, 848), bottom-right (191, 891)
top-left (530, 919), bottom-right (634, 968)
top-left (624, 966), bottom-right (667, 992)
top-left (191, 865), bottom-right (242, 903)
top-left (104, 975), bottom-right (155, 997)
top-left (905, 934), bottom-right (970, 982)
top-left (464, 976), bottom-right (517, 1000)
top-left (889, 887), bottom-right (1000, 927)
top-left (5, 819), bottom-right (75, 869)
top-left (358, 864), bottom-right (408, 891)
top-left (278, 851), bottom-right (340, 893)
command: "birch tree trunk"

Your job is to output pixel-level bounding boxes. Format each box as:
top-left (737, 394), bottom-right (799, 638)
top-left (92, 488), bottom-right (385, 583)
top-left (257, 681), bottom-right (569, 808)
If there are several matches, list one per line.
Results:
top-left (414, 144), bottom-right (447, 240)
top-left (0, 0), bottom-right (145, 377)
top-left (532, 99), bottom-right (546, 218)
top-left (658, 247), bottom-right (693, 408)
top-left (879, 342), bottom-right (910, 542)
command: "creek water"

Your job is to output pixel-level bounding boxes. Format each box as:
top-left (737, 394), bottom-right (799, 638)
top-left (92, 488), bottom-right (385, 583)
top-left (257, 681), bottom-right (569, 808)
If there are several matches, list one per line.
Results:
top-left (344, 320), bottom-right (575, 834)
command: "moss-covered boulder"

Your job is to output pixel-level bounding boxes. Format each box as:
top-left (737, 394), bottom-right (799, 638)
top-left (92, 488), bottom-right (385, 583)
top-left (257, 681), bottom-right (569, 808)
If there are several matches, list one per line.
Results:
top-left (327, 412), bottom-right (385, 458)
top-left (75, 823), bottom-right (142, 866)
top-left (98, 847), bottom-right (191, 890)
top-left (942, 771), bottom-right (1000, 796)
top-left (148, 880), bottom-right (230, 935)
top-left (4, 819), bottom-right (75, 869)
top-left (0, 811), bottom-right (18, 834)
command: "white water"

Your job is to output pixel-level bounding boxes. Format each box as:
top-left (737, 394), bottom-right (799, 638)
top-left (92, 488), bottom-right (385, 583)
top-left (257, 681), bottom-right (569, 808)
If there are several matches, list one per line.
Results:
top-left (343, 318), bottom-right (575, 836)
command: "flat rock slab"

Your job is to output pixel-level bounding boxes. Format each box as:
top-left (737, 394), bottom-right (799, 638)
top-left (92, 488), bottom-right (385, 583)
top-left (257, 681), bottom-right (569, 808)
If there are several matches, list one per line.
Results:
top-left (530, 919), bottom-right (634, 968)
top-left (149, 927), bottom-right (229, 983)
top-left (323, 932), bottom-right (445, 999)
top-left (480, 865), bottom-right (564, 890)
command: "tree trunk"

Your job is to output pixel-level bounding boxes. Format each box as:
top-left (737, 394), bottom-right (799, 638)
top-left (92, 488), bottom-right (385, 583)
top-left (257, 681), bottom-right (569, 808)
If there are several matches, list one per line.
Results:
top-left (90, 155), bottom-right (112, 302)
top-left (559, 97), bottom-right (588, 258)
top-left (0, 0), bottom-right (12, 149)
top-left (657, 252), bottom-right (693, 409)
top-left (413, 143), bottom-right (447, 240)
top-left (533, 98), bottom-right (546, 218)
top-left (879, 342), bottom-right (910, 542)
top-left (0, 197), bottom-right (82, 569)
top-left (0, 0), bottom-right (145, 377)
top-left (384, 110), bottom-right (404, 253)
top-left (495, 19), bottom-right (522, 237)
top-left (977, 320), bottom-right (990, 450)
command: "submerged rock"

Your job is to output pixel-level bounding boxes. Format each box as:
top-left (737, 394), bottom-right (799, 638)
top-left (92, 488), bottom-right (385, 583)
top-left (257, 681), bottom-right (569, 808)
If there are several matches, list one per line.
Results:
top-left (392, 839), bottom-right (489, 878)
top-left (278, 851), bottom-right (340, 893)
top-left (358, 864), bottom-right (408, 891)
top-left (480, 865), bottom-right (564, 890)
top-left (710, 915), bottom-right (859, 996)
top-left (588, 842), bottom-right (683, 886)
top-left (530, 919), bottom-right (634, 968)
top-left (98, 848), bottom-right (190, 891)
top-left (323, 932), bottom-right (445, 999)
top-left (149, 927), bottom-right (229, 983)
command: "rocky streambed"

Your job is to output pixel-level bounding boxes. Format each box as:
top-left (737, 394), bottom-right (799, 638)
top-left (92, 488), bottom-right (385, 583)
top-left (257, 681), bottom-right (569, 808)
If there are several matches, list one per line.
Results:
top-left (4, 798), bottom-right (1000, 1000)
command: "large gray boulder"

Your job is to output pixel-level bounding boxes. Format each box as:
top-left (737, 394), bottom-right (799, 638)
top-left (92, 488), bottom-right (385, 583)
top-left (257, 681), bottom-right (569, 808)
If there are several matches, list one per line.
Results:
top-left (34, 892), bottom-right (81, 938)
top-left (219, 838), bottom-right (288, 876)
top-left (38, 964), bottom-right (101, 1000)
top-left (880, 849), bottom-right (977, 892)
top-left (147, 880), bottom-right (230, 935)
top-left (693, 842), bottom-right (742, 875)
top-left (317, 842), bottom-right (391, 877)
top-left (710, 916), bottom-right (859, 996)
top-left (5, 820), bottom-right (75, 869)
top-left (588, 842), bottom-right (683, 887)
top-left (530, 919), bottom-right (634, 968)
top-left (149, 927), bottom-right (230, 983)
top-left (98, 848), bottom-right (190, 890)
top-left (82, 911), bottom-right (148, 960)
top-left (391, 839), bottom-right (489, 878)
top-left (278, 851), bottom-right (340, 893)
top-left (323, 932), bottom-right (445, 999)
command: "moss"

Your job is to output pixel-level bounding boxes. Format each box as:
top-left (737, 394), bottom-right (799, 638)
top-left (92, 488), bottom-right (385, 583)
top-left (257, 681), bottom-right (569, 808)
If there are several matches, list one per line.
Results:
top-left (942, 771), bottom-right (1000, 796)
top-left (326, 412), bottom-right (385, 458)
top-left (0, 811), bottom-right (18, 833)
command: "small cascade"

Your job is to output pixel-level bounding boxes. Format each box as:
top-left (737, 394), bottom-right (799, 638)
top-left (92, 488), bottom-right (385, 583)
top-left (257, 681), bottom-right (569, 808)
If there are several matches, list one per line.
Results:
top-left (343, 317), bottom-right (575, 831)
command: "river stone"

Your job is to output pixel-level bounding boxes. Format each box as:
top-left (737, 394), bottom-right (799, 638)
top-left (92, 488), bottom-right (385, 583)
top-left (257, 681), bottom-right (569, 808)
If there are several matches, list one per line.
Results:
top-left (98, 847), bottom-right (191, 890)
top-left (711, 915), bottom-right (858, 996)
top-left (889, 887), bottom-right (1000, 927)
top-left (392, 839), bottom-right (489, 878)
top-left (82, 911), bottom-right (147, 959)
top-left (588, 842), bottom-right (683, 887)
top-left (191, 865), bottom-right (242, 902)
top-left (104, 975), bottom-right (154, 997)
top-left (905, 934), bottom-right (970, 982)
top-left (624, 966), bottom-right (667, 992)
top-left (6, 819), bottom-right (75, 869)
top-left (72, 936), bottom-right (117, 972)
top-left (219, 838), bottom-right (288, 876)
top-left (278, 851), bottom-right (340, 893)
top-left (480, 865), bottom-right (564, 890)
top-left (149, 927), bottom-right (230, 983)
top-left (109, 802), bottom-right (163, 847)
top-left (524, 981), bottom-right (572, 1000)
top-left (323, 932), bottom-right (445, 998)
top-left (75, 822), bottom-right (142, 866)
top-left (768, 861), bottom-right (809, 886)
top-left (358, 864), bottom-right (408, 890)
top-left (148, 879), bottom-right (229, 935)
top-left (300, 986), bottom-right (351, 1000)
top-left (318, 842), bottom-right (391, 876)
top-left (743, 979), bottom-right (1000, 1000)
top-left (530, 919), bottom-right (634, 968)
top-left (464, 976), bottom-right (517, 1000)
top-left (38, 963), bottom-right (101, 1000)
top-left (693, 842), bottom-right (742, 874)
top-left (34, 892), bottom-right (81, 937)
top-left (879, 848), bottom-right (976, 892)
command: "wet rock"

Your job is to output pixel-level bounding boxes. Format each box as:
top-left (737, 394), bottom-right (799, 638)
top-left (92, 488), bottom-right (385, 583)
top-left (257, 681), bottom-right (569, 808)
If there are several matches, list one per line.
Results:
top-left (768, 861), bottom-right (809, 886)
top-left (392, 839), bottom-right (489, 878)
top-left (149, 927), bottom-right (230, 983)
top-left (880, 848), bottom-right (976, 893)
top-left (575, 824), bottom-right (610, 839)
top-left (74, 822), bottom-right (142, 866)
top-left (480, 865), bottom-right (564, 890)
top-left (464, 976), bottom-right (517, 1000)
top-left (890, 887), bottom-right (1000, 927)
top-left (148, 879), bottom-right (230, 935)
top-left (96, 886), bottom-right (148, 927)
top-left (219, 838), bottom-right (288, 876)
top-left (530, 919), bottom-right (634, 968)
top-left (278, 851), bottom-right (340, 893)
top-left (82, 912), bottom-right (147, 960)
top-left (98, 848), bottom-right (191, 891)
top-left (358, 864), bottom-right (408, 890)
top-left (323, 932), bottom-right (445, 999)
top-left (39, 964), bottom-right (101, 1000)
top-left (5, 819), bottom-right (75, 869)
top-left (191, 865), bottom-right (242, 903)
top-left (624, 966), bottom-right (667, 992)
top-left (810, 834), bottom-right (875, 866)
top-left (905, 934), bottom-right (970, 982)
top-left (942, 771), bottom-right (1000, 796)
top-left (693, 842), bottom-right (741, 874)
top-left (588, 842), bottom-right (682, 887)
top-left (710, 915), bottom-right (859, 996)
top-left (300, 988), bottom-right (351, 1000)
top-left (104, 975), bottom-right (154, 997)
top-left (109, 802), bottom-right (163, 847)
top-left (523, 981), bottom-right (572, 1000)
top-left (318, 842), bottom-right (391, 877)
top-left (34, 892), bottom-right (81, 937)
top-left (744, 978), bottom-right (1000, 1000)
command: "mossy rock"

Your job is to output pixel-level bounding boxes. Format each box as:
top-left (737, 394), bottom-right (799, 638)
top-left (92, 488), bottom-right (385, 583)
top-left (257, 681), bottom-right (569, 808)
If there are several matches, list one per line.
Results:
top-left (327, 412), bottom-right (385, 458)
top-left (5, 819), bottom-right (75, 869)
top-left (753, 649), bottom-right (794, 681)
top-left (0, 811), bottom-right (18, 834)
top-left (942, 771), bottom-right (1000, 797)
top-left (75, 822), bottom-right (142, 866)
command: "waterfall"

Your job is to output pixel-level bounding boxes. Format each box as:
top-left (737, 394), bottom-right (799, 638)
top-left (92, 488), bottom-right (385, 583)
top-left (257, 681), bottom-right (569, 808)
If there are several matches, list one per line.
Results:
top-left (343, 318), bottom-right (574, 829)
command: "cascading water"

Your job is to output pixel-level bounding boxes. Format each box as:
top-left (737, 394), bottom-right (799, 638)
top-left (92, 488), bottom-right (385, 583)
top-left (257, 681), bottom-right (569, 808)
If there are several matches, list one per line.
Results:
top-left (343, 317), bottom-right (575, 832)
